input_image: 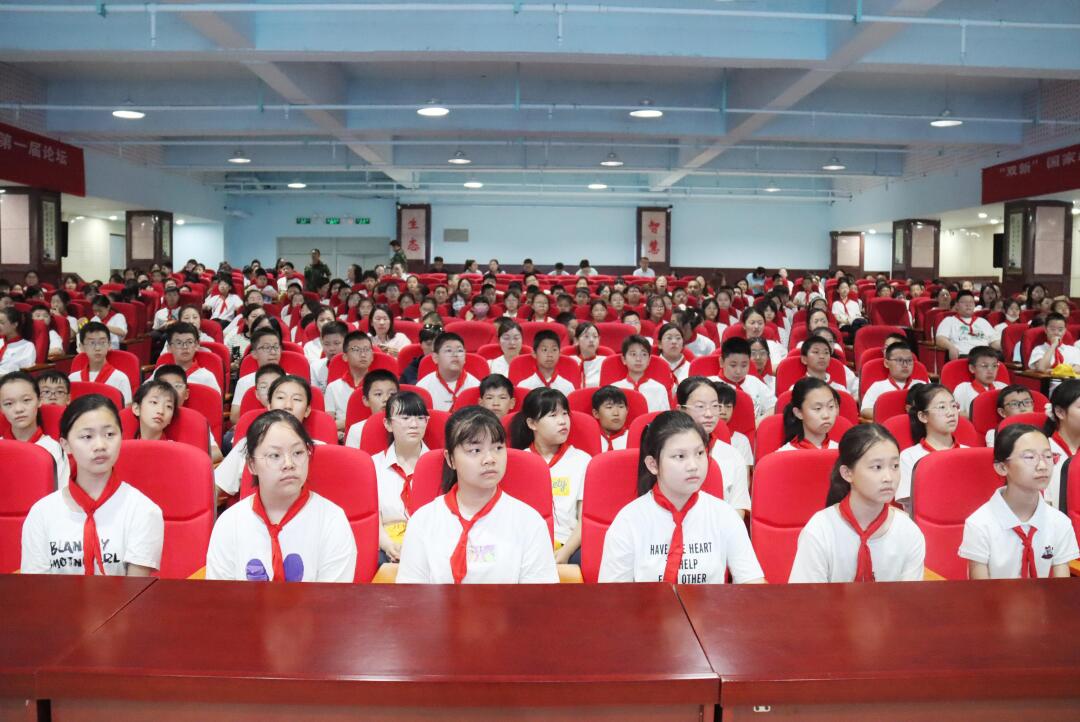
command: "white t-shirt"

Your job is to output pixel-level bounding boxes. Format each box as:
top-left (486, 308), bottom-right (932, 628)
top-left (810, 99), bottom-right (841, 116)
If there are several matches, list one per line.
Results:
top-left (69, 367), bottom-right (133, 405)
top-left (789, 505), bottom-right (926, 583)
top-left (664, 356), bottom-right (691, 385)
top-left (92, 313), bottom-right (128, 349)
top-left (599, 430), bottom-right (629, 452)
top-left (396, 492), bottom-right (559, 584)
top-left (231, 372), bottom-right (256, 412)
top-left (517, 372), bottom-right (576, 397)
top-left (632, 267), bottom-right (656, 278)
top-left (598, 491), bottom-right (763, 584)
top-left (958, 488), bottom-right (1079, 578)
top-left (325, 376), bottom-right (365, 422)
top-left (310, 357), bottom-right (330, 393)
top-left (152, 306), bottom-right (181, 331)
top-left (730, 430), bottom-right (753, 467)
top-left (538, 445), bottom-right (591, 545)
top-left (373, 443), bottom-right (430, 529)
top-left (710, 440), bottom-right (751, 512)
top-left (776, 438), bottom-right (838, 453)
top-left (303, 337), bottom-right (324, 364)
top-left (343, 418), bottom-right (368, 449)
top-left (714, 375), bottom-right (775, 419)
top-left (685, 335), bottom-right (716, 358)
top-left (203, 293), bottom-right (243, 322)
top-left (860, 378), bottom-right (925, 414)
top-left (897, 442), bottom-right (968, 503)
top-left (206, 491), bottom-right (356, 582)
top-left (612, 377), bottom-right (671, 412)
top-left (566, 355), bottom-right (606, 388)
top-left (953, 380), bottom-right (1006, 417)
top-left (185, 365), bottom-right (221, 394)
top-left (1029, 342), bottom-right (1080, 370)
top-left (831, 299), bottom-right (862, 326)
top-left (20, 483), bottom-right (164, 575)
top-left (415, 371), bottom-right (481, 412)
top-left (936, 315), bottom-right (996, 356)
top-left (487, 355), bottom-right (512, 377)
top-left (0, 338), bottom-right (38, 374)
top-left (0, 433), bottom-right (70, 488)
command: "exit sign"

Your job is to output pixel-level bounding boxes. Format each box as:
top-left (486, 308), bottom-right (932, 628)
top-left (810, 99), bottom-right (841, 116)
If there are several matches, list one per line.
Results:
top-left (354, 217), bottom-right (370, 225)
top-left (296, 217), bottom-right (311, 225)
top-left (325, 217), bottom-right (341, 225)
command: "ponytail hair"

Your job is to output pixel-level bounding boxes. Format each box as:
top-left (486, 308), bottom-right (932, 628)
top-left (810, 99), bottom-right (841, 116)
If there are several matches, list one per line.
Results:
top-left (637, 410), bottom-right (709, 497)
top-left (826, 424), bottom-right (900, 506)
top-left (1045, 379), bottom-right (1080, 436)
top-left (509, 387), bottom-right (569, 450)
top-left (907, 382), bottom-right (949, 443)
top-left (782, 377), bottom-right (839, 444)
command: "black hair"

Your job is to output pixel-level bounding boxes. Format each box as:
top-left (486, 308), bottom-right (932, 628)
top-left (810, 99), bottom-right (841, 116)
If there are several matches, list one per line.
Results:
top-left (35, 369), bottom-right (70, 393)
top-left (782, 377), bottom-right (840, 444)
top-left (368, 304), bottom-right (397, 338)
top-left (621, 334), bottom-right (651, 356)
top-left (0, 371), bottom-right (41, 428)
top-left (386, 389), bottom-right (428, 419)
top-left (954, 289), bottom-right (975, 304)
top-left (164, 321), bottom-right (199, 344)
top-left (826, 423), bottom-right (900, 506)
top-left (532, 329), bottom-right (560, 351)
top-left (243, 410), bottom-right (314, 487)
top-left (250, 326), bottom-right (283, 347)
top-left (441, 406), bottom-right (507, 493)
top-left (419, 326), bottom-right (442, 345)
top-left (509, 387), bottom-right (569, 449)
top-left (800, 335), bottom-right (833, 358)
top-left (994, 423), bottom-right (1046, 465)
top-left (320, 321), bottom-right (348, 339)
top-left (907, 382), bottom-right (952, 443)
top-left (721, 336), bottom-right (751, 359)
top-left (574, 321), bottom-right (598, 343)
top-left (132, 379), bottom-right (179, 410)
top-left (656, 321), bottom-right (682, 346)
top-left (268, 374), bottom-right (313, 407)
top-left (884, 341), bottom-right (913, 358)
top-left (805, 307), bottom-right (830, 329)
top-left (432, 331), bottom-right (464, 354)
top-left (714, 381), bottom-right (736, 406)
top-left (1046, 379), bottom-right (1080, 436)
top-left (1045, 311), bottom-right (1068, 328)
top-left (740, 306), bottom-right (765, 326)
top-left (996, 384), bottom-right (1033, 411)
top-left (676, 376), bottom-right (719, 407)
top-left (479, 373), bottom-right (514, 397)
top-left (966, 345), bottom-right (1001, 367)
top-left (77, 321), bottom-right (110, 345)
top-left (254, 363), bottom-right (286, 385)
top-left (59, 393), bottom-right (122, 440)
top-left (362, 368), bottom-right (399, 397)
top-left (636, 410), bottom-right (709, 497)
top-left (592, 384), bottom-right (628, 410)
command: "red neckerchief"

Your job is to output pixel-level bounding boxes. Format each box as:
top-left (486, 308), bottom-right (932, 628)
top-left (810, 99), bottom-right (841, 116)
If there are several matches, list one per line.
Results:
top-left (0, 336), bottom-right (21, 363)
top-left (101, 311), bottom-right (117, 327)
top-left (530, 441), bottom-right (569, 469)
top-left (624, 374), bottom-right (647, 392)
top-left (887, 376), bottom-right (913, 391)
top-left (89, 362), bottom-right (117, 386)
top-left (251, 487), bottom-right (311, 582)
top-left (536, 369), bottom-right (561, 388)
top-left (718, 373), bottom-right (745, 389)
top-left (1051, 345), bottom-right (1064, 367)
top-left (651, 486), bottom-right (699, 584)
top-left (955, 315), bottom-right (980, 339)
top-left (27, 427), bottom-right (44, 444)
top-left (1012, 525), bottom-right (1039, 579)
top-left (444, 487), bottom-right (503, 584)
top-left (66, 470), bottom-right (124, 575)
top-left (792, 437), bottom-right (832, 450)
top-left (837, 496), bottom-right (890, 582)
top-left (341, 368), bottom-right (366, 390)
top-left (388, 462), bottom-right (414, 515)
top-left (970, 379), bottom-right (995, 395)
top-left (668, 356), bottom-right (687, 373)
top-left (919, 437), bottom-right (959, 453)
top-left (600, 430), bottom-right (625, 452)
top-left (435, 370), bottom-right (467, 402)
top-left (215, 295), bottom-right (230, 318)
top-left (1051, 432), bottom-right (1077, 457)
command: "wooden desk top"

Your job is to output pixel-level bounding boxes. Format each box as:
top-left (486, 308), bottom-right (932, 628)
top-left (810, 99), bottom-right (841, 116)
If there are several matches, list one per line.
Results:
top-left (40, 580), bottom-right (718, 707)
top-left (0, 575), bottom-right (154, 699)
top-left (679, 579), bottom-right (1080, 707)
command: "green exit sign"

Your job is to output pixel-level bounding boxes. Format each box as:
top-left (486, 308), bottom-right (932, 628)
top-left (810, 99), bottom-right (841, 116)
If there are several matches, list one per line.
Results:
top-left (325, 217), bottom-right (341, 225)
top-left (296, 217), bottom-right (311, 225)
top-left (355, 217), bottom-right (370, 225)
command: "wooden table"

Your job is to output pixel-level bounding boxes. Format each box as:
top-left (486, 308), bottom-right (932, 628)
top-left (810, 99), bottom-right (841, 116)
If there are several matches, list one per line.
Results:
top-left (679, 579), bottom-right (1080, 721)
top-left (39, 580), bottom-right (718, 721)
top-left (0, 575), bottom-right (154, 722)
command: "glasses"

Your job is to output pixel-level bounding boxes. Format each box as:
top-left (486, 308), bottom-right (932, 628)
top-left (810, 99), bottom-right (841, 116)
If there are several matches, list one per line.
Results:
top-left (886, 356), bottom-right (915, 366)
top-left (1007, 452), bottom-right (1061, 466)
top-left (683, 403), bottom-right (721, 414)
top-left (1003, 399), bottom-right (1035, 411)
top-left (39, 389), bottom-right (67, 400)
top-left (928, 402), bottom-right (961, 414)
top-left (347, 346), bottom-right (373, 355)
top-left (172, 339), bottom-right (197, 349)
top-left (84, 339), bottom-right (110, 349)
top-left (390, 414), bottom-right (429, 425)
top-left (254, 345), bottom-right (281, 354)
top-left (253, 448), bottom-right (311, 468)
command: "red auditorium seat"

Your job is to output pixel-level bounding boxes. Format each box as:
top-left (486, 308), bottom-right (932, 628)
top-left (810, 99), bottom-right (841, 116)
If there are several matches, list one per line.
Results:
top-left (0, 441), bottom-right (56, 573)
top-left (754, 415), bottom-right (853, 461)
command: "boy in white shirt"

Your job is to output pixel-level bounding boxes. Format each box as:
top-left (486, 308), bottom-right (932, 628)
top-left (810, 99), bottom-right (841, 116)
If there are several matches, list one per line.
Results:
top-left (309, 321), bottom-right (347, 393)
top-left (516, 330), bottom-right (577, 396)
top-left (203, 275), bottom-right (244, 325)
top-left (592, 385), bottom-right (630, 451)
top-left (952, 346), bottom-right (1007, 417)
top-left (89, 296), bottom-right (127, 349)
top-left (800, 336), bottom-right (849, 395)
top-left (714, 383), bottom-right (753, 467)
top-left (985, 385), bottom-right (1035, 447)
top-left (415, 331), bottom-right (480, 412)
top-left (714, 337), bottom-right (775, 419)
top-left (477, 374), bottom-right (517, 419)
top-left (152, 286), bottom-right (183, 331)
top-left (229, 327), bottom-right (283, 423)
top-left (69, 322), bottom-right (133, 405)
top-left (611, 335), bottom-right (671, 412)
top-left (935, 290), bottom-right (999, 360)
top-left (343, 369), bottom-right (399, 448)
top-left (325, 331), bottom-right (376, 428)
top-left (164, 322), bottom-right (220, 393)
top-left (860, 341), bottom-right (924, 419)
top-left (1029, 312), bottom-right (1080, 376)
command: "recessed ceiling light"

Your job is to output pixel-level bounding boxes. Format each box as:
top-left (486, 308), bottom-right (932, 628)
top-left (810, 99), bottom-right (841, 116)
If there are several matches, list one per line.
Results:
top-left (108, 215), bottom-right (118, 221)
top-left (763, 181), bottom-right (781, 193)
top-left (977, 212), bottom-right (988, 219)
top-left (463, 181), bottom-right (483, 189)
top-left (822, 156), bottom-right (845, 171)
top-left (600, 152), bottom-right (624, 167)
top-left (418, 104), bottom-right (450, 117)
top-left (112, 99), bottom-right (145, 120)
top-left (868, 229), bottom-right (877, 234)
top-left (588, 183), bottom-right (608, 190)
top-left (228, 150), bottom-right (251, 164)
top-left (1072, 207), bottom-right (1079, 215)
top-left (176, 219), bottom-right (186, 226)
top-left (74, 215), bottom-right (85, 220)
top-left (447, 150), bottom-right (471, 165)
top-left (287, 181), bottom-right (307, 189)
top-left (989, 218), bottom-right (1000, 224)
top-left (930, 109), bottom-right (963, 128)
top-left (629, 100), bottom-right (663, 119)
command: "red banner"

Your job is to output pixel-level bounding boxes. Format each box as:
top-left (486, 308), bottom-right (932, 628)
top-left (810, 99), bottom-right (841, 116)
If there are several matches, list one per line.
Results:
top-left (0, 122), bottom-right (86, 196)
top-left (981, 143), bottom-right (1080, 204)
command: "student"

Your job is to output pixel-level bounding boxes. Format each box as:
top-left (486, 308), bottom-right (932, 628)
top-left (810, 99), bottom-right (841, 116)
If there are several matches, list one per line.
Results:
top-left (793, 308), bottom-right (844, 357)
top-left (1029, 312), bottom-right (1080, 378)
top-left (860, 341), bottom-right (924, 418)
top-left (369, 304), bottom-right (410, 357)
top-left (399, 324), bottom-right (441, 386)
top-left (598, 411), bottom-right (764, 584)
top-left (488, 318), bottom-right (524, 377)
top-left (478, 373), bottom-right (516, 419)
top-left (309, 321), bottom-right (347, 393)
top-left (207, 410), bottom-right (357, 582)
top-left (397, 407), bottom-right (558, 584)
top-left (676, 377), bottom-right (751, 517)
top-left (29, 306), bottom-right (64, 359)
top-left (593, 385), bottom-right (630, 451)
top-left (129, 379), bottom-right (180, 442)
top-left (415, 332), bottom-right (480, 412)
top-left (152, 365), bottom-right (223, 463)
top-left (952, 346), bottom-right (1006, 417)
top-left (568, 322), bottom-right (607, 388)
top-left (89, 295), bottom-right (127, 349)
top-left (301, 306), bottom-right (337, 363)
top-left (0, 371), bottom-right (69, 485)
top-left (169, 304), bottom-right (215, 350)
top-left (746, 337), bottom-right (776, 391)
top-left (897, 383), bottom-right (964, 509)
top-left (325, 331), bottom-right (375, 428)
top-left (510, 388), bottom-right (592, 564)
top-left (959, 424), bottom-right (1079, 579)
top-left (0, 307), bottom-right (37, 375)
top-left (611, 335), bottom-right (670, 412)
top-left (373, 391), bottom-right (431, 564)
top-left (152, 286), bottom-right (183, 330)
top-left (20, 395), bottom-right (164, 575)
top-left (983, 385), bottom-right (1035, 447)
top-left (680, 309), bottom-right (716, 358)
top-left (36, 370), bottom-right (70, 407)
top-left (715, 337), bottom-right (776, 419)
top-left (516, 329), bottom-right (576, 396)
top-left (164, 322), bottom-right (221, 393)
top-left (230, 327), bottom-right (283, 423)
top-left (741, 306), bottom-right (786, 368)
top-left (528, 292), bottom-right (555, 323)
top-left (790, 424), bottom-right (926, 583)
top-left (69, 322), bottom-right (133, 405)
top-left (203, 274), bottom-right (243, 326)
top-left (714, 382), bottom-right (753, 467)
top-left (343, 369), bottom-right (400, 448)
top-left (830, 279), bottom-right (862, 329)
top-left (799, 336), bottom-right (848, 395)
top-left (935, 290), bottom-right (999, 360)
top-left (776, 378), bottom-right (841, 453)
top-left (657, 322), bottom-right (690, 384)
top-left (1043, 380), bottom-right (1080, 509)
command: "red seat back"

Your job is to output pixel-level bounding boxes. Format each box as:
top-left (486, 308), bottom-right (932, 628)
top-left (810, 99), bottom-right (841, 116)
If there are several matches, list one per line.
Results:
top-left (442, 320), bottom-right (497, 351)
top-left (592, 322), bottom-right (637, 353)
top-left (774, 356), bottom-right (850, 397)
top-left (198, 319), bottom-right (224, 344)
top-left (358, 410), bottom-right (449, 456)
top-left (867, 297), bottom-right (910, 327)
top-left (971, 390), bottom-right (1048, 438)
top-left (687, 354), bottom-right (721, 378)
top-left (754, 415), bottom-right (853, 462)
top-left (520, 321), bottom-right (568, 347)
top-left (872, 389), bottom-right (909, 423)
top-left (240, 350), bottom-right (310, 381)
top-left (344, 384), bottom-right (432, 430)
top-left (69, 381), bottom-right (124, 409)
top-left (395, 343), bottom-right (425, 376)
top-left (305, 445), bottom-right (380, 582)
top-left (883, 413), bottom-right (984, 449)
top-left (0, 441), bottom-right (56, 573)
top-left (852, 325), bottom-right (905, 372)
top-left (939, 357), bottom-right (1010, 393)
top-left (184, 384), bottom-right (224, 446)
top-left (774, 387), bottom-right (859, 424)
top-left (507, 355), bottom-right (582, 389)
top-left (999, 323), bottom-right (1027, 363)
top-left (995, 411), bottom-right (1047, 435)
top-left (500, 409), bottom-right (600, 457)
top-left (234, 408), bottom-right (339, 447)
top-left (451, 385), bottom-right (530, 413)
top-left (121, 406), bottom-right (210, 454)
top-left (750, 449), bottom-right (837, 583)
top-left (911, 448), bottom-right (1002, 580)
top-left (115, 440), bottom-right (214, 579)
top-left (417, 352), bottom-right (490, 382)
top-left (69, 350), bottom-right (141, 395)
top-left (567, 386), bottom-right (649, 425)
top-left (626, 410), bottom-right (731, 447)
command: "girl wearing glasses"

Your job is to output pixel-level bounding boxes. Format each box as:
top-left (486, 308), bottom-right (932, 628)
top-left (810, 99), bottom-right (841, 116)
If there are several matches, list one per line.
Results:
top-left (897, 383), bottom-right (965, 510)
top-left (207, 409), bottom-right (356, 582)
top-left (373, 391), bottom-right (430, 564)
top-left (959, 423), bottom-right (1078, 579)
top-left (676, 377), bottom-right (750, 518)
top-left (1044, 380), bottom-right (1080, 508)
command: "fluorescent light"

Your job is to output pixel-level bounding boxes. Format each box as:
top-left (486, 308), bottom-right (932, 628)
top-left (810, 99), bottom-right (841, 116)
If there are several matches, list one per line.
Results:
top-left (630, 101), bottom-right (663, 119)
top-left (977, 212), bottom-right (988, 219)
top-left (1072, 207), bottom-right (1080, 216)
top-left (112, 108), bottom-right (145, 120)
top-left (930, 109), bottom-right (963, 128)
top-left (822, 156), bottom-right (845, 171)
top-left (600, 152), bottom-right (624, 167)
top-left (868, 229), bottom-right (877, 234)
top-left (763, 181), bottom-right (781, 193)
top-left (176, 219), bottom-right (186, 226)
top-left (447, 150), bottom-right (471, 165)
top-left (588, 183), bottom-right (608, 190)
top-left (463, 181), bottom-right (483, 189)
top-left (287, 181), bottom-right (307, 189)
top-left (989, 218), bottom-right (1000, 224)
top-left (108, 215), bottom-right (118, 221)
top-left (228, 150), bottom-right (251, 164)
top-left (418, 105), bottom-right (450, 117)
top-left (74, 215), bottom-right (85, 220)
